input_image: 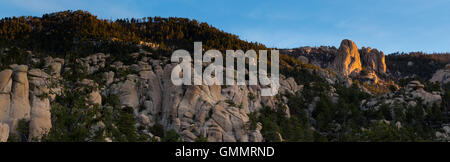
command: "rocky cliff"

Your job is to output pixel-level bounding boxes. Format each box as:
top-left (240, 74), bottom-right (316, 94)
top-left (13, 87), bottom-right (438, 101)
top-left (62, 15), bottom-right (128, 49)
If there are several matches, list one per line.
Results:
top-left (0, 47), bottom-right (448, 142)
top-left (0, 51), bottom-right (301, 142)
top-left (282, 39), bottom-right (387, 81)
top-left (0, 11), bottom-right (449, 142)
top-left (360, 47), bottom-right (386, 74)
top-left (430, 64), bottom-right (450, 84)
top-left (0, 54), bottom-right (66, 141)
top-left (331, 39), bottom-right (363, 76)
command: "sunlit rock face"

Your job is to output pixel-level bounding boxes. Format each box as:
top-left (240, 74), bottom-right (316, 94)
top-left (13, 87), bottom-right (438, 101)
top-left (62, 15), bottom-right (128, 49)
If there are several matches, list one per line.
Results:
top-left (332, 39), bottom-right (363, 76)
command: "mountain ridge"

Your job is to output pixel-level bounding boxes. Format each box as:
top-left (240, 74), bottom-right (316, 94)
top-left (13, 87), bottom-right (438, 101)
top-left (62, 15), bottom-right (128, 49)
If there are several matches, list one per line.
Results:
top-left (0, 10), bottom-right (449, 142)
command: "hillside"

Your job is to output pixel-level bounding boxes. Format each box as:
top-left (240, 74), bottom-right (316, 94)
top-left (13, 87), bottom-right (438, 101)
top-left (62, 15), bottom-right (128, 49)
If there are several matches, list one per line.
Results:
top-left (0, 10), bottom-right (266, 57)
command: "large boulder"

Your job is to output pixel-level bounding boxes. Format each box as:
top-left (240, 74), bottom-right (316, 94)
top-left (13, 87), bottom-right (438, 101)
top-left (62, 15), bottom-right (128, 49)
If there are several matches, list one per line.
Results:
top-left (410, 89), bottom-right (442, 106)
top-left (331, 39), bottom-right (363, 76)
top-left (108, 75), bottom-right (140, 111)
top-left (406, 80), bottom-right (425, 90)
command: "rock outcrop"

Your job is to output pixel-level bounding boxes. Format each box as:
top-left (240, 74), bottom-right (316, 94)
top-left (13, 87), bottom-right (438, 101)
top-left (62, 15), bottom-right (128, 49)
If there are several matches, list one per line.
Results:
top-left (282, 39), bottom-right (388, 85)
top-left (77, 79), bottom-right (102, 106)
top-left (10, 65), bottom-right (31, 124)
top-left (430, 64), bottom-right (450, 84)
top-left (0, 123), bottom-right (8, 142)
top-left (28, 69), bottom-right (52, 140)
top-left (331, 39), bottom-right (363, 76)
top-left (406, 81), bottom-right (442, 105)
top-left (360, 47), bottom-right (386, 74)
top-left (94, 51), bottom-right (302, 142)
top-left (362, 80), bottom-right (442, 110)
top-left (0, 69), bottom-right (13, 122)
top-left (0, 56), bottom-right (63, 141)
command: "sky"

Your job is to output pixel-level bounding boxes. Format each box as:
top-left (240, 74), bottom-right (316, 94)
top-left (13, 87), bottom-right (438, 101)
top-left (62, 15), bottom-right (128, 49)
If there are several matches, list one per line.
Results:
top-left (0, 0), bottom-right (450, 54)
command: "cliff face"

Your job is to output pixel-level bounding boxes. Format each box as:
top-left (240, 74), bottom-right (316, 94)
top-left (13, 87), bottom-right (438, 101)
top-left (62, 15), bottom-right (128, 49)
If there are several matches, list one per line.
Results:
top-left (100, 53), bottom-right (300, 142)
top-left (0, 48), bottom-right (447, 142)
top-left (0, 51), bottom-right (301, 142)
top-left (331, 39), bottom-right (363, 76)
top-left (360, 47), bottom-right (386, 74)
top-left (430, 64), bottom-right (450, 84)
top-left (0, 63), bottom-right (60, 141)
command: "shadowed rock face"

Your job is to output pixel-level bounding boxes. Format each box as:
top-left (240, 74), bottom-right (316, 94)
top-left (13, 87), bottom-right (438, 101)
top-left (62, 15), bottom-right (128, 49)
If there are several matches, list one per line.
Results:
top-left (0, 69), bottom-right (13, 122)
top-left (360, 47), bottom-right (386, 74)
top-left (10, 65), bottom-right (30, 121)
top-left (71, 52), bottom-right (301, 142)
top-left (0, 123), bottom-right (8, 142)
top-left (430, 64), bottom-right (450, 84)
top-left (28, 69), bottom-right (52, 140)
top-left (332, 39), bottom-right (363, 76)
top-left (0, 56), bottom-right (63, 141)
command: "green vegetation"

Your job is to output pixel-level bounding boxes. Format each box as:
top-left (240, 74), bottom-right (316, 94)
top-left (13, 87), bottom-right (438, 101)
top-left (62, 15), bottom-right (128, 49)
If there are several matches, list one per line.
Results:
top-left (194, 136), bottom-right (208, 142)
top-left (162, 129), bottom-right (181, 142)
top-left (0, 10), bottom-right (267, 59)
top-left (252, 79), bottom-right (447, 142)
top-left (1, 10), bottom-right (449, 142)
top-left (387, 52), bottom-right (450, 80)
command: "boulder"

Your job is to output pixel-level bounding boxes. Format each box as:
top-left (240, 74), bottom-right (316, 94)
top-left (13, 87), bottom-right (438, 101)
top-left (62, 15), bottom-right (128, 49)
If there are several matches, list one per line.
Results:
top-left (87, 90), bottom-right (102, 106)
top-left (410, 89), bottom-right (441, 105)
top-left (443, 126), bottom-right (450, 134)
top-left (139, 114), bottom-right (150, 125)
top-left (49, 62), bottom-right (62, 76)
top-left (406, 81), bottom-right (425, 91)
top-left (118, 78), bottom-right (139, 109)
top-left (28, 69), bottom-right (50, 78)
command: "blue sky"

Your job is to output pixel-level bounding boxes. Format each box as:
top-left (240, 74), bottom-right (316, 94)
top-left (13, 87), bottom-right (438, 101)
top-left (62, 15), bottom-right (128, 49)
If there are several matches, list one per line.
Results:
top-left (1, 0), bottom-right (450, 54)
